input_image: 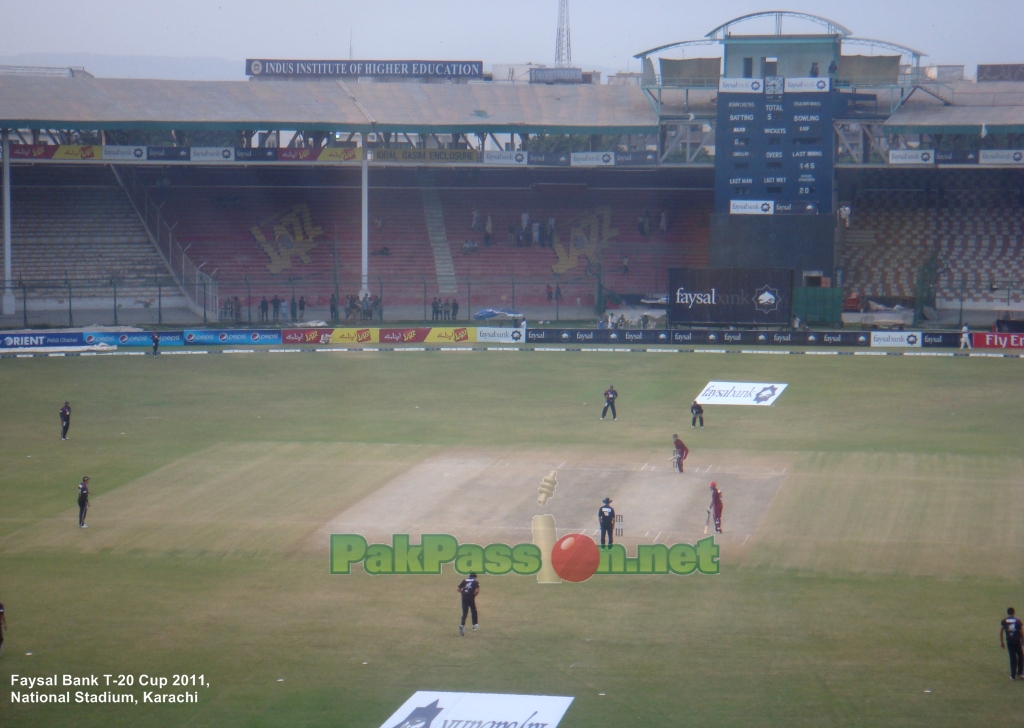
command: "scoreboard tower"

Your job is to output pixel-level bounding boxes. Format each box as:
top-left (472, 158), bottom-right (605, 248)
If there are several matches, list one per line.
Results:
top-left (707, 33), bottom-right (842, 280)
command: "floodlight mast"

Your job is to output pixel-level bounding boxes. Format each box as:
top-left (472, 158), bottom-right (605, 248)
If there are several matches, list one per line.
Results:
top-left (555, 0), bottom-right (572, 68)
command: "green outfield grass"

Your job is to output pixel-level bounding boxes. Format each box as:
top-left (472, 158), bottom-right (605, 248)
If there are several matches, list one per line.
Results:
top-left (1, 351), bottom-right (1023, 727)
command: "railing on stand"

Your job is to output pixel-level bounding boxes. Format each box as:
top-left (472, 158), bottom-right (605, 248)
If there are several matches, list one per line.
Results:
top-left (113, 166), bottom-right (218, 321)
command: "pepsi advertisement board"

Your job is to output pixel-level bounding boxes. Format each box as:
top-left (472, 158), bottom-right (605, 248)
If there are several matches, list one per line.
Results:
top-left (183, 330), bottom-right (282, 345)
top-left (668, 268), bottom-right (793, 325)
top-left (83, 332), bottom-right (184, 347)
top-left (715, 77), bottom-right (835, 215)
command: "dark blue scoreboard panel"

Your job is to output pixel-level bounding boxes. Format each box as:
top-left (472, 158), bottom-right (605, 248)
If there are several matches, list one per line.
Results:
top-left (714, 77), bottom-right (835, 216)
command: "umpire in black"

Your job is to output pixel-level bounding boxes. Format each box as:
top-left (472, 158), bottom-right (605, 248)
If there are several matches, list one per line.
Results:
top-left (599, 497), bottom-right (616, 547)
top-left (691, 400), bottom-right (704, 429)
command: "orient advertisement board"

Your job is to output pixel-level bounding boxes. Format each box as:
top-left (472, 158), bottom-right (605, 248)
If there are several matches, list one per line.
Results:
top-left (667, 268), bottom-right (793, 325)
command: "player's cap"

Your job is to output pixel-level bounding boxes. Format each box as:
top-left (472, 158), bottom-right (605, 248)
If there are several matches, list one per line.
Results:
top-left (602, 497), bottom-right (612, 504)
top-left (82, 476), bottom-right (90, 482)
top-left (672, 434), bottom-right (678, 438)
top-left (709, 481), bottom-right (717, 488)
top-left (469, 572), bottom-right (478, 578)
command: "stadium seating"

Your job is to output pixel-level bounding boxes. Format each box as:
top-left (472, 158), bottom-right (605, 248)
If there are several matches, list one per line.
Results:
top-left (8, 167), bottom-right (178, 308)
top-left (142, 167), bottom-right (713, 308)
top-left (839, 170), bottom-right (1024, 307)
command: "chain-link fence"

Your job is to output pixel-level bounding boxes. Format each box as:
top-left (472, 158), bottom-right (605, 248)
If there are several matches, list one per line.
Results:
top-left (1, 271), bottom-right (605, 327)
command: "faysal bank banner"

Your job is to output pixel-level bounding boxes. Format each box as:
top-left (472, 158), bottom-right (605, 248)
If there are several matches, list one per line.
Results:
top-left (378, 691), bottom-right (573, 728)
top-left (668, 268), bottom-right (792, 325)
top-left (246, 59), bottom-right (483, 79)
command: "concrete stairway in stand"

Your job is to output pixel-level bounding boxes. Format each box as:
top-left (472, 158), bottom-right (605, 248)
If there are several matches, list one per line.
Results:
top-left (419, 179), bottom-right (458, 294)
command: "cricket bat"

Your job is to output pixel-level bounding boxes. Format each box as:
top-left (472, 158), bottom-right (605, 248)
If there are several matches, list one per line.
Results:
top-left (703, 510), bottom-right (710, 535)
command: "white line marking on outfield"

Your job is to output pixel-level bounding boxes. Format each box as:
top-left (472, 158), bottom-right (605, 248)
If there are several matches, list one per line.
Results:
top-left (654, 532), bottom-right (663, 543)
top-left (556, 461), bottom-right (566, 469)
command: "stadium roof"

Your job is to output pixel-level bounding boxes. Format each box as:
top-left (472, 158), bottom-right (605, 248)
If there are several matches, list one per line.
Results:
top-left (0, 76), bottom-right (659, 135)
top-left (884, 106), bottom-right (1024, 135)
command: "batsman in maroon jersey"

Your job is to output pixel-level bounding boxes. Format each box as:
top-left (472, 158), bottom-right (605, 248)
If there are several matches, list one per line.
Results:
top-left (672, 435), bottom-right (689, 473)
top-left (708, 481), bottom-right (723, 534)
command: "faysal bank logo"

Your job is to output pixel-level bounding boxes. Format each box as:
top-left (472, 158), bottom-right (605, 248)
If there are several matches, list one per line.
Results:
top-left (754, 285), bottom-right (780, 314)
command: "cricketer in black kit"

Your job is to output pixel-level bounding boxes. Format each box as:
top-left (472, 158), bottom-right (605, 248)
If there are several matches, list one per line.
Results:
top-left (457, 573), bottom-right (480, 636)
top-left (60, 401), bottom-right (71, 440)
top-left (599, 497), bottom-right (616, 547)
top-left (1000, 607), bottom-right (1024, 679)
top-left (691, 400), bottom-right (704, 428)
top-left (77, 477), bottom-right (90, 528)
top-left (601, 385), bottom-right (618, 421)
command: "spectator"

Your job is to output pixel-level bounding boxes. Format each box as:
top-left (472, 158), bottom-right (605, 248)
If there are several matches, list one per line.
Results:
top-left (471, 208), bottom-right (481, 231)
top-left (555, 284), bottom-right (562, 303)
top-left (637, 213), bottom-right (646, 236)
top-left (233, 296), bottom-right (242, 323)
top-left (484, 215), bottom-right (492, 245)
top-left (260, 296), bottom-right (269, 322)
top-left (622, 256), bottom-right (629, 275)
top-left (432, 297), bottom-right (440, 321)
top-left (521, 211), bottom-right (530, 233)
top-left (810, 61), bottom-right (820, 77)
top-left (532, 221), bottom-right (541, 247)
top-left (360, 293), bottom-right (371, 321)
top-left (443, 299), bottom-right (451, 321)
top-left (272, 295), bottom-right (281, 322)
top-left (547, 216), bottom-right (556, 242)
top-left (298, 296), bottom-right (306, 321)
top-left (373, 215), bottom-right (383, 230)
top-left (330, 294), bottom-right (338, 322)
top-left (828, 59), bottom-right (838, 77)
top-left (451, 299), bottom-right (459, 321)
top-left (547, 284), bottom-right (553, 303)
top-left (290, 296), bottom-right (298, 322)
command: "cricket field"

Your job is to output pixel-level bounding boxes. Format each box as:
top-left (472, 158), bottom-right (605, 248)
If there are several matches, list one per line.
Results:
top-left (1, 347), bottom-right (1022, 727)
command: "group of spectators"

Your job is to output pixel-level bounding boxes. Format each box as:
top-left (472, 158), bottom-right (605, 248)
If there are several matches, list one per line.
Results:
top-left (431, 297), bottom-right (460, 321)
top-left (250, 293), bottom-right (382, 323)
top-left (342, 293), bottom-right (382, 322)
top-left (507, 212), bottom-right (559, 248)
top-left (255, 294), bottom-right (307, 323)
top-left (637, 209), bottom-right (669, 237)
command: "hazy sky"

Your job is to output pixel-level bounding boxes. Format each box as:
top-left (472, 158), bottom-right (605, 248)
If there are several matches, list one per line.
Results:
top-left (1, 0), bottom-right (1019, 79)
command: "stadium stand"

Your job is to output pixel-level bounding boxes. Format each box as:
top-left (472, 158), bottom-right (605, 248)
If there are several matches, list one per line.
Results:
top-left (9, 166), bottom-right (183, 311)
top-left (839, 169), bottom-right (1024, 307)
top-left (141, 166), bottom-right (714, 310)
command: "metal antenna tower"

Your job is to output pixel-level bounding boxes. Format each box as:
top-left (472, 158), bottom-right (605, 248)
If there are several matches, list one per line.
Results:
top-left (555, 0), bottom-right (571, 67)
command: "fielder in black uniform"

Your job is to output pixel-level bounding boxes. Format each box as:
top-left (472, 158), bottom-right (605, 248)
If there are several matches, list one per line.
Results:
top-left (1000, 607), bottom-right (1024, 679)
top-left (599, 497), bottom-right (616, 547)
top-left (77, 477), bottom-right (90, 528)
top-left (601, 385), bottom-right (618, 421)
top-left (151, 332), bottom-right (160, 355)
top-left (457, 573), bottom-right (480, 635)
top-left (691, 400), bottom-right (704, 429)
top-left (60, 401), bottom-right (71, 440)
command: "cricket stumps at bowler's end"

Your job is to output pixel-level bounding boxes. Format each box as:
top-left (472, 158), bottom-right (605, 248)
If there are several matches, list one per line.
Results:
top-left (537, 471), bottom-right (558, 505)
top-left (532, 514), bottom-right (562, 584)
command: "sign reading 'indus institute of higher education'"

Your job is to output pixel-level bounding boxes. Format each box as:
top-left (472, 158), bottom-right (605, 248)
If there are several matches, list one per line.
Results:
top-left (245, 59), bottom-right (483, 79)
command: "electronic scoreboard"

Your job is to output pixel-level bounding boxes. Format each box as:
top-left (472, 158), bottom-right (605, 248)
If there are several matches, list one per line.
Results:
top-left (714, 76), bottom-right (835, 216)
